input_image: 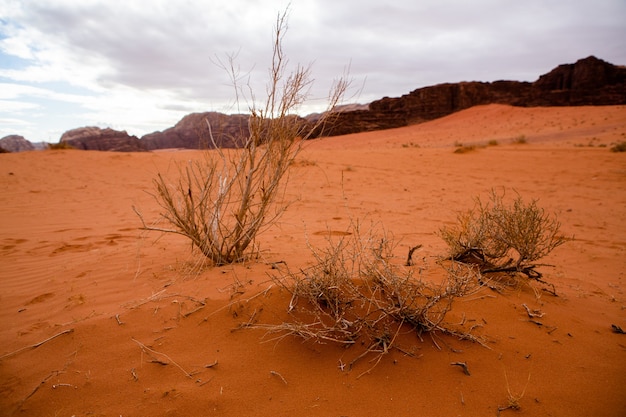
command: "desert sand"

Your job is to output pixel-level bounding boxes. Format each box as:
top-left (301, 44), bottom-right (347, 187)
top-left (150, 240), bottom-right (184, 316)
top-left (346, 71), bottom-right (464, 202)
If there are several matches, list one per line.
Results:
top-left (1, 104), bottom-right (625, 416)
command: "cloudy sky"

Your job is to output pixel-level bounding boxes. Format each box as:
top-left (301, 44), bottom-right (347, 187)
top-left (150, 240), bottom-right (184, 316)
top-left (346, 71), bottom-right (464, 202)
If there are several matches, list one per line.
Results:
top-left (1, 0), bottom-right (625, 142)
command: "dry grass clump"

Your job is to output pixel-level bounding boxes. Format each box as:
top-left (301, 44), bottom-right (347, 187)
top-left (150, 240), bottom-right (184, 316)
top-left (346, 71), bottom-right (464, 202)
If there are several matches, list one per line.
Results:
top-left (136, 12), bottom-right (348, 265)
top-left (439, 189), bottom-right (567, 293)
top-left (47, 141), bottom-right (75, 150)
top-left (610, 141), bottom-right (626, 152)
top-left (260, 222), bottom-right (483, 373)
top-left (454, 145), bottom-right (478, 154)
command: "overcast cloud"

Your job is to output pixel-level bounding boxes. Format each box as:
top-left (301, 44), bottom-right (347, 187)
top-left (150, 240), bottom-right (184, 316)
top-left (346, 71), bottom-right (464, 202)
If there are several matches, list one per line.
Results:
top-left (1, 0), bottom-right (625, 142)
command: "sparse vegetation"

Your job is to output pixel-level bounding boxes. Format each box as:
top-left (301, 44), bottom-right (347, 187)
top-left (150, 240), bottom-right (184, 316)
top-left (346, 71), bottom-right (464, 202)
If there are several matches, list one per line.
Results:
top-left (454, 145), bottom-right (477, 154)
top-left (254, 221), bottom-right (484, 375)
top-left (47, 141), bottom-right (75, 150)
top-left (439, 189), bottom-right (567, 292)
top-left (512, 135), bottom-right (527, 144)
top-left (402, 142), bottom-right (420, 148)
top-left (488, 139), bottom-right (499, 146)
top-left (610, 141), bottom-right (626, 152)
top-left (498, 370), bottom-right (531, 415)
top-left (135, 12), bottom-right (348, 265)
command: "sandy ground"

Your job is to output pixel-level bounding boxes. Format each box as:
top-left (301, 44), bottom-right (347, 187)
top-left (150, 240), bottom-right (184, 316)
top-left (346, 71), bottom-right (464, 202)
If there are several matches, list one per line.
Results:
top-left (1, 104), bottom-right (625, 416)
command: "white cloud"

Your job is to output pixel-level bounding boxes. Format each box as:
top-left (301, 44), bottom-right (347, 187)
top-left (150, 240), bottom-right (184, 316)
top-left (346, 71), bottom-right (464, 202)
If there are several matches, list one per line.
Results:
top-left (0, 99), bottom-right (39, 112)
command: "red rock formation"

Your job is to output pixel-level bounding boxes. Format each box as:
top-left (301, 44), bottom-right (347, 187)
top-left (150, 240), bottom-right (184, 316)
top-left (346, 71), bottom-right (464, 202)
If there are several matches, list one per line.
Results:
top-left (141, 112), bottom-right (250, 150)
top-left (319, 56), bottom-right (626, 136)
top-left (0, 135), bottom-right (35, 152)
top-left (60, 127), bottom-right (146, 152)
top-left (10, 56), bottom-right (625, 151)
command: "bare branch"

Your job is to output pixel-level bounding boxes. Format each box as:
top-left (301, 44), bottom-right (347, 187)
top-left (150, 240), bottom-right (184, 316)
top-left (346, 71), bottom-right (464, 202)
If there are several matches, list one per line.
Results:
top-left (136, 9), bottom-right (348, 266)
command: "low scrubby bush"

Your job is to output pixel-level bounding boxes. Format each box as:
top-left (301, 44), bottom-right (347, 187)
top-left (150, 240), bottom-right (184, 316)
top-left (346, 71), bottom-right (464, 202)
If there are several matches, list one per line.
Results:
top-left (610, 141), bottom-right (626, 152)
top-left (259, 222), bottom-right (483, 373)
top-left (47, 141), bottom-right (75, 150)
top-left (439, 189), bottom-right (567, 292)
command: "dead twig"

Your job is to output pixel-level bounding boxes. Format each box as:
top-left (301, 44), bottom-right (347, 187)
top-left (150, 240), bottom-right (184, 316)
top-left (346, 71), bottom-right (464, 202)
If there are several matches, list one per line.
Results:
top-left (203, 284), bottom-right (273, 320)
top-left (405, 244), bottom-right (422, 266)
top-left (14, 370), bottom-right (59, 413)
top-left (611, 324), bottom-right (625, 334)
top-left (131, 338), bottom-right (192, 379)
top-left (270, 260), bottom-right (287, 269)
top-left (521, 303), bottom-right (544, 318)
top-left (124, 289), bottom-right (167, 309)
top-left (52, 383), bottom-right (77, 389)
top-left (451, 361), bottom-right (471, 376)
top-left (269, 370), bottom-right (288, 385)
top-left (1, 329), bottom-right (74, 360)
top-left (126, 291), bottom-right (206, 314)
top-left (205, 360), bottom-right (219, 368)
top-left (182, 302), bottom-right (207, 318)
top-left (232, 308), bottom-right (260, 332)
top-left (198, 376), bottom-right (214, 386)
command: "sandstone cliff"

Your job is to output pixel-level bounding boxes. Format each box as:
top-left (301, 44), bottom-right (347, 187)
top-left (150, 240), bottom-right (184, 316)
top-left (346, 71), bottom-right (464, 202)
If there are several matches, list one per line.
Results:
top-left (5, 56), bottom-right (625, 151)
top-left (141, 112), bottom-right (250, 150)
top-left (59, 127), bottom-right (146, 152)
top-left (319, 56), bottom-right (626, 136)
top-left (0, 135), bottom-right (35, 152)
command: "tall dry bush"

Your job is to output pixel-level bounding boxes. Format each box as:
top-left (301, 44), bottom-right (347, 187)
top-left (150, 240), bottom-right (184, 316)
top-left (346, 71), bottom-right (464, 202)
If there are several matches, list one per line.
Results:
top-left (136, 12), bottom-right (348, 265)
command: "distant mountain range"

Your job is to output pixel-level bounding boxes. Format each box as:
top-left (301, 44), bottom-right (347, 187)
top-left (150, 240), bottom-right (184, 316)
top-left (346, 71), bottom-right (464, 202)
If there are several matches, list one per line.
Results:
top-left (2, 55), bottom-right (625, 153)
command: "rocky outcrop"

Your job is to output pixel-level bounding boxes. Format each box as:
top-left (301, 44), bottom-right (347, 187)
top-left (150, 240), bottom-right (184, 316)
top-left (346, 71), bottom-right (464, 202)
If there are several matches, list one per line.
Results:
top-left (141, 112), bottom-right (315, 150)
top-left (0, 135), bottom-right (35, 152)
top-left (60, 127), bottom-right (146, 152)
top-left (530, 56), bottom-right (626, 105)
top-left (319, 56), bottom-right (626, 136)
top-left (10, 56), bottom-right (623, 152)
top-left (145, 56), bottom-right (624, 141)
top-left (141, 112), bottom-right (250, 150)
top-left (534, 55), bottom-right (626, 91)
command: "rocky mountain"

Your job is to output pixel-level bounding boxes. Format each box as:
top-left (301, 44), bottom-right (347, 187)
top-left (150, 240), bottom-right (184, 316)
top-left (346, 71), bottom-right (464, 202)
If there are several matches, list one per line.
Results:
top-left (3, 56), bottom-right (624, 151)
top-left (141, 112), bottom-right (250, 150)
top-left (318, 56), bottom-right (626, 136)
top-left (59, 127), bottom-right (146, 152)
top-left (141, 56), bottom-right (626, 142)
top-left (0, 135), bottom-right (35, 152)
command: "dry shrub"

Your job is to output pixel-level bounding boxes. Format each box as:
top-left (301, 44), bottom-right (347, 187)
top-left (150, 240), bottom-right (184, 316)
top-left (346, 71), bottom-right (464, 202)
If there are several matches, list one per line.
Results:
top-left (610, 141), bottom-right (626, 152)
top-left (454, 145), bottom-right (478, 154)
top-left (135, 12), bottom-right (348, 265)
top-left (47, 141), bottom-right (75, 150)
top-left (439, 189), bottom-right (567, 292)
top-left (262, 222), bottom-right (483, 373)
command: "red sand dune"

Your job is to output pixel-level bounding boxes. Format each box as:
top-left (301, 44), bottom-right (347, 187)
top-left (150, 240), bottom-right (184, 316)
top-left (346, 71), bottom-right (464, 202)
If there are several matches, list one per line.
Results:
top-left (1, 104), bottom-right (625, 416)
